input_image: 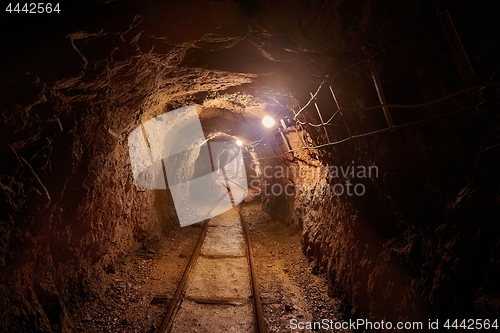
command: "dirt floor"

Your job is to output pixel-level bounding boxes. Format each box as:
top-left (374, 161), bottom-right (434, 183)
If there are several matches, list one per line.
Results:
top-left (72, 200), bottom-right (350, 332)
top-left (70, 223), bottom-right (204, 333)
top-left (241, 200), bottom-right (350, 333)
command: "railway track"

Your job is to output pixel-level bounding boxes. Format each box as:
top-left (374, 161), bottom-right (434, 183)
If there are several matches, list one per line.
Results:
top-left (156, 206), bottom-right (265, 333)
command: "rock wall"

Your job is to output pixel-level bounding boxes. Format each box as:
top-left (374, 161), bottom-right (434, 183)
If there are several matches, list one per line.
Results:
top-left (255, 0), bottom-right (500, 326)
top-left (2, 0), bottom-right (499, 331)
top-left (260, 81), bottom-right (500, 324)
top-left (0, 65), bottom-right (173, 331)
top-left (0, 19), bottom-right (261, 333)
top-left (263, 30), bottom-right (500, 333)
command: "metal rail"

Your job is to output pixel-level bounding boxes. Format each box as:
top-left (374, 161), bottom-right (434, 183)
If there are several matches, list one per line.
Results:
top-left (157, 219), bottom-right (209, 333)
top-left (287, 82), bottom-right (497, 131)
top-left (249, 78), bottom-right (498, 161)
top-left (251, 8), bottom-right (499, 163)
top-left (156, 200), bottom-right (265, 333)
top-left (254, 102), bottom-right (486, 161)
top-left (239, 210), bottom-right (266, 333)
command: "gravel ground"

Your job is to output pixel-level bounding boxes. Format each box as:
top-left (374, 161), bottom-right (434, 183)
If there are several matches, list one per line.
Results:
top-left (72, 201), bottom-right (350, 332)
top-left (71, 223), bottom-right (203, 332)
top-left (241, 200), bottom-right (351, 333)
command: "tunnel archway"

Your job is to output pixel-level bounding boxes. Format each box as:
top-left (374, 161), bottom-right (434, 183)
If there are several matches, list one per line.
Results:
top-left (1, 0), bottom-right (500, 332)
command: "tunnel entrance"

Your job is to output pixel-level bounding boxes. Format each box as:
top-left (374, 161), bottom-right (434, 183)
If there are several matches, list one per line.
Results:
top-left (2, 0), bottom-right (500, 332)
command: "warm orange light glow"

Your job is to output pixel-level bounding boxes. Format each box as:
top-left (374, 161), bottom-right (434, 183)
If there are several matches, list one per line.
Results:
top-left (236, 139), bottom-right (243, 146)
top-left (262, 116), bottom-right (275, 128)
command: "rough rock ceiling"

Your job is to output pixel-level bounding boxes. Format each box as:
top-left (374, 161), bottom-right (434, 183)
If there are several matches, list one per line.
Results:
top-left (1, 0), bottom-right (500, 331)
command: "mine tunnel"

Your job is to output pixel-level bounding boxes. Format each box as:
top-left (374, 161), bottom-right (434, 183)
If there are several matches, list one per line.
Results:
top-left (1, 0), bottom-right (500, 332)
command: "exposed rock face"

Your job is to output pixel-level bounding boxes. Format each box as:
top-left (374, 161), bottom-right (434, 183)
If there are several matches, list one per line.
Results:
top-left (284, 121), bottom-right (500, 323)
top-left (1, 0), bottom-right (499, 331)
top-left (254, 0), bottom-right (500, 327)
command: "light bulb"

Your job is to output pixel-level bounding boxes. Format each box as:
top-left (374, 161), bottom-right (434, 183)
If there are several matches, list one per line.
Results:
top-left (262, 116), bottom-right (275, 128)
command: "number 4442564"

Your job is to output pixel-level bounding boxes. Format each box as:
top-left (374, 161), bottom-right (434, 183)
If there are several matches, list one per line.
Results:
top-left (6, 3), bottom-right (60, 13)
top-left (444, 319), bottom-right (499, 330)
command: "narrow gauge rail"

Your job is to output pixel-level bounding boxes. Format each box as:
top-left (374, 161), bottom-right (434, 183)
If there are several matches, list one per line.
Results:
top-left (156, 202), bottom-right (265, 332)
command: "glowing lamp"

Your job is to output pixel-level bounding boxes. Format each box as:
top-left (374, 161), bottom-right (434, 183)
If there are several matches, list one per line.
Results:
top-left (262, 116), bottom-right (275, 128)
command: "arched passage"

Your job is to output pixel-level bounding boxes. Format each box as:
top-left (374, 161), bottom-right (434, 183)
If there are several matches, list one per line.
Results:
top-left (1, 0), bottom-right (500, 332)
